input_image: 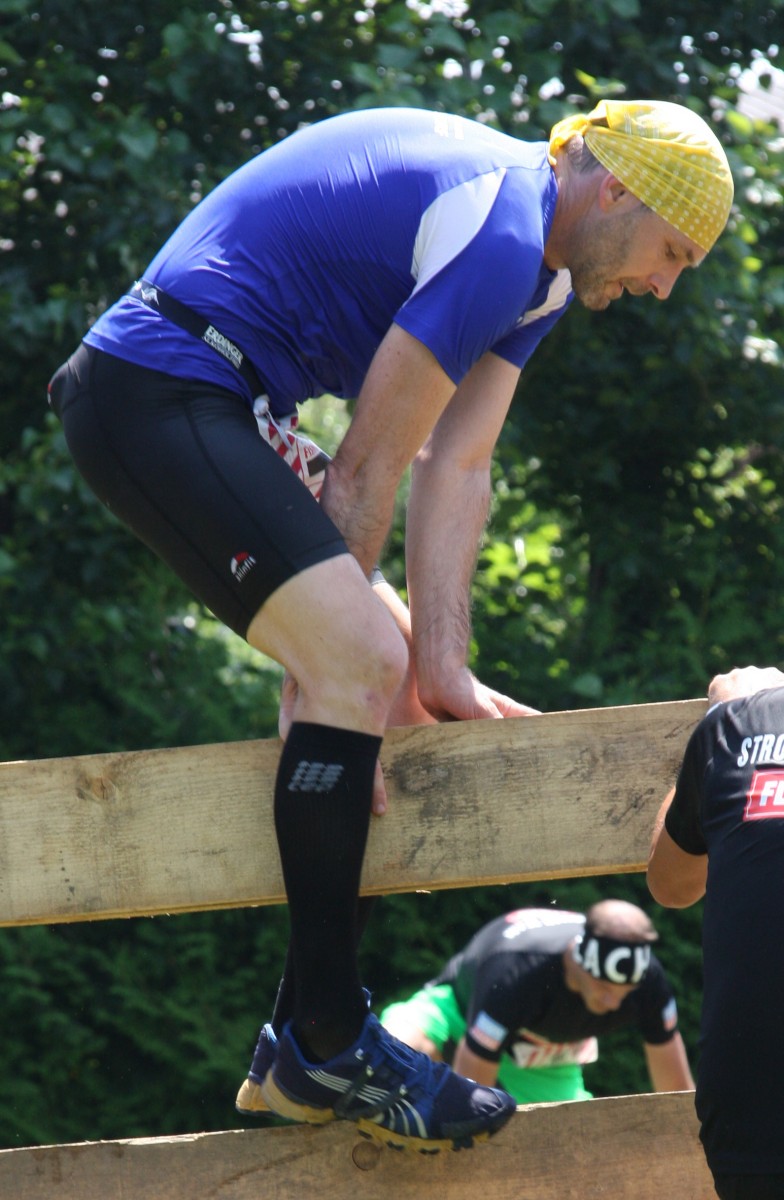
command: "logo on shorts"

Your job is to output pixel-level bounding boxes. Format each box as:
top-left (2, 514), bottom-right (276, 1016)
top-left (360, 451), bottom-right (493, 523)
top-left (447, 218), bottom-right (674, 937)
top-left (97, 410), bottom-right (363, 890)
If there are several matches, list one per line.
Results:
top-left (230, 551), bottom-right (257, 583)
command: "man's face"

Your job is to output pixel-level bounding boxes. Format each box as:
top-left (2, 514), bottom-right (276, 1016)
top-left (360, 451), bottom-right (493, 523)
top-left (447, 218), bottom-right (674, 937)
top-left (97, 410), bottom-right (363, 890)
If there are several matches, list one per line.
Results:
top-left (567, 203), bottom-right (706, 312)
top-left (571, 967), bottom-right (638, 1015)
top-left (563, 943), bottom-right (640, 1014)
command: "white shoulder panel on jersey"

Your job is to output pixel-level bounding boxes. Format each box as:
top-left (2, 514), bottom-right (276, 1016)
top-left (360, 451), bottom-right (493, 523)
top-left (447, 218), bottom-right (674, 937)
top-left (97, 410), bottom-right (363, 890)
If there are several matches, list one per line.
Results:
top-left (519, 267), bottom-right (573, 326)
top-left (410, 168), bottom-right (507, 290)
top-left (501, 908), bottom-right (584, 940)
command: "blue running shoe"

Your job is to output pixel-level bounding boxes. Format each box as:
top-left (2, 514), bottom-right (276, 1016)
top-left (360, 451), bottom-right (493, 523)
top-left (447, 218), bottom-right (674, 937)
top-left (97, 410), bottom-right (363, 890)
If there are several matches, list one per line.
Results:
top-left (235, 990), bottom-right (372, 1116)
top-left (261, 1012), bottom-right (516, 1153)
top-left (235, 1024), bottom-right (278, 1114)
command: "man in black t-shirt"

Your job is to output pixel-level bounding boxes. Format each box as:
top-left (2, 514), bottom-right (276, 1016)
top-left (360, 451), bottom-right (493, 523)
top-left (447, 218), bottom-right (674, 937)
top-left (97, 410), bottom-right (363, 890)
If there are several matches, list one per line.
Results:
top-left (649, 665), bottom-right (784, 1200)
top-left (381, 900), bottom-right (693, 1104)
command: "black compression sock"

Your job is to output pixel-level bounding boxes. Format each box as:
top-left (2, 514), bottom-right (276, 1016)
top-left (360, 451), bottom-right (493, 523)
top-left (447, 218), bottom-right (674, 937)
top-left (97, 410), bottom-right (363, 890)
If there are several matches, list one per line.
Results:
top-left (270, 894), bottom-right (380, 1037)
top-left (273, 721), bottom-right (381, 1060)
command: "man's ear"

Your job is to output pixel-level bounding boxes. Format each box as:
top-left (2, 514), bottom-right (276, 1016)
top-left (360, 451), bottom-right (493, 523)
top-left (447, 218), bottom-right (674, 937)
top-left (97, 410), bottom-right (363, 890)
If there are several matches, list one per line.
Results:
top-left (597, 173), bottom-right (638, 213)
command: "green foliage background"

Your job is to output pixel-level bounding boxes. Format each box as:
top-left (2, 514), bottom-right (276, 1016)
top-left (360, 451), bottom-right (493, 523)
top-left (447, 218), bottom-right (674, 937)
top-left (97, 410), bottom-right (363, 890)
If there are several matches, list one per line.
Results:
top-left (0, 0), bottom-right (782, 1147)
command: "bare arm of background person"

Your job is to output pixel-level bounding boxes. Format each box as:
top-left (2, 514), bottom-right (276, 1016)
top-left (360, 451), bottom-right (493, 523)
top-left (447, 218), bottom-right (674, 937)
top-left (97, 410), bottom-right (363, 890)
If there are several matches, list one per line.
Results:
top-left (647, 786), bottom-right (707, 909)
top-left (649, 666), bottom-right (784, 906)
top-left (644, 1032), bottom-right (695, 1092)
top-left (452, 1038), bottom-right (502, 1089)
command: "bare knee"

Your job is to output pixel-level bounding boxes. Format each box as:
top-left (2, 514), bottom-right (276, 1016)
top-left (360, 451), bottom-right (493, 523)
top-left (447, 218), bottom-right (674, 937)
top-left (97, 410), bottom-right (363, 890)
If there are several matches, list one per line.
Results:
top-left (247, 557), bottom-right (409, 732)
top-left (316, 615), bottom-right (408, 727)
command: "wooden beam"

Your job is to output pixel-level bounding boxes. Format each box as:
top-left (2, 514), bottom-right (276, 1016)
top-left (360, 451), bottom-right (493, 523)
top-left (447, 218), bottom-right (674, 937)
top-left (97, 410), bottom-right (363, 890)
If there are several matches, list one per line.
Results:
top-left (0, 1093), bottom-right (716, 1199)
top-left (0, 699), bottom-right (706, 927)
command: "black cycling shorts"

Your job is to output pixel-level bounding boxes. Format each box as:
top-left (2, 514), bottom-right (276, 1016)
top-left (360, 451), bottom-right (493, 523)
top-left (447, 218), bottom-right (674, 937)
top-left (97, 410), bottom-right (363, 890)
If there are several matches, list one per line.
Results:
top-left (47, 343), bottom-right (349, 638)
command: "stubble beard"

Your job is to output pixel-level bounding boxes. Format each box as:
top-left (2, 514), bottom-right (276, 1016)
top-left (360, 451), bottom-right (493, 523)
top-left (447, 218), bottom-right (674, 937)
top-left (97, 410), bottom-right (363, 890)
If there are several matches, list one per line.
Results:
top-left (567, 207), bottom-right (647, 312)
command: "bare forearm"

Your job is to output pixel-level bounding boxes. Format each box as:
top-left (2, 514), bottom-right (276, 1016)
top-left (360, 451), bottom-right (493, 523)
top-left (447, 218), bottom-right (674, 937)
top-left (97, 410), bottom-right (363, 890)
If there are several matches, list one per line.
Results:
top-left (396, 349), bottom-right (535, 720)
top-left (318, 323), bottom-right (457, 575)
top-left (406, 450), bottom-right (491, 707)
top-left (371, 579), bottom-right (437, 728)
top-left (452, 1038), bottom-right (500, 1088)
top-left (319, 459), bottom-right (397, 577)
top-left (648, 789), bottom-right (707, 907)
top-left (645, 1034), bottom-right (695, 1092)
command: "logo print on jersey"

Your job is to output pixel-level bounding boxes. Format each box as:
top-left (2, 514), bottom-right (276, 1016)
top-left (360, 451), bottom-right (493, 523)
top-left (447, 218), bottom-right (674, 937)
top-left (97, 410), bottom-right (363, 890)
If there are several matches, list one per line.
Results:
top-left (288, 761), bottom-right (344, 794)
top-left (230, 551), bottom-right (257, 583)
top-left (744, 770), bottom-right (784, 820)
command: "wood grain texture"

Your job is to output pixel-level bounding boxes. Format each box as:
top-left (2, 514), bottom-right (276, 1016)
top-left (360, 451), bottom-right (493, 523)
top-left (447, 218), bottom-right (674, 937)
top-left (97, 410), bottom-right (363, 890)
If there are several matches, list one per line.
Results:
top-left (0, 699), bottom-right (706, 925)
top-left (0, 1092), bottom-right (716, 1199)
top-left (0, 704), bottom-right (716, 1196)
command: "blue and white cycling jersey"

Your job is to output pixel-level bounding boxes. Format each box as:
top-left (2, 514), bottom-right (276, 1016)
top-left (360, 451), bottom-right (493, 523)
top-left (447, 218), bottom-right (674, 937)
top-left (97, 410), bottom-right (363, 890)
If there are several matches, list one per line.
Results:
top-left (86, 107), bottom-right (573, 417)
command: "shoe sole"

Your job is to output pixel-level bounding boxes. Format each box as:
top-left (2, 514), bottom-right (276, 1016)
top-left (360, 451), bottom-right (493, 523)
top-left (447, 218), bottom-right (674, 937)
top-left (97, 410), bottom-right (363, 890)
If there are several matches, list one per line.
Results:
top-left (261, 1075), bottom-right (513, 1152)
top-left (235, 1078), bottom-right (270, 1115)
top-left (356, 1116), bottom-right (510, 1154)
top-left (261, 1074), bottom-right (337, 1125)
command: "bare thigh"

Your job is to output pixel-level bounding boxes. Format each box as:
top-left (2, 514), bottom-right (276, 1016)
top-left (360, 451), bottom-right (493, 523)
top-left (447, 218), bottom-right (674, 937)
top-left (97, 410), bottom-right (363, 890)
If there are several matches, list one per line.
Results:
top-left (247, 554), bottom-right (408, 735)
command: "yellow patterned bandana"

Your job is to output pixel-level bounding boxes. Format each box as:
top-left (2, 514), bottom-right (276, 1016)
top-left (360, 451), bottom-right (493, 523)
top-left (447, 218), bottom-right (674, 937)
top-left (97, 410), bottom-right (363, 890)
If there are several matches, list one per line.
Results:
top-left (548, 99), bottom-right (734, 252)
